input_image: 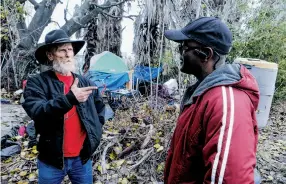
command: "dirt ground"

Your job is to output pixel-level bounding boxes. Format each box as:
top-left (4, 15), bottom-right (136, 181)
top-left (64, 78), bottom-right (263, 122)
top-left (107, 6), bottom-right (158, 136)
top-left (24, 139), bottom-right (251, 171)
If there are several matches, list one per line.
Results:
top-left (1, 104), bottom-right (30, 136)
top-left (256, 101), bottom-right (286, 183)
top-left (1, 101), bottom-right (285, 183)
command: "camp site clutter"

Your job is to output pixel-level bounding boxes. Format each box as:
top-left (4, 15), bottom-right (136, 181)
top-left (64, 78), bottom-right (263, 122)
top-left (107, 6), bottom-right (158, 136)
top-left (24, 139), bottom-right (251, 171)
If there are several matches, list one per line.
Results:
top-left (0, 54), bottom-right (283, 184)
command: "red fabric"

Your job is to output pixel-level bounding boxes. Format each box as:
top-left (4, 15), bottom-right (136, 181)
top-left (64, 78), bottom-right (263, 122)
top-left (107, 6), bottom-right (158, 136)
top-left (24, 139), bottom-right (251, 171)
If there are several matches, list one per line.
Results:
top-left (18, 126), bottom-right (26, 136)
top-left (56, 73), bottom-right (86, 157)
top-left (23, 80), bottom-right (27, 89)
top-left (164, 66), bottom-right (260, 184)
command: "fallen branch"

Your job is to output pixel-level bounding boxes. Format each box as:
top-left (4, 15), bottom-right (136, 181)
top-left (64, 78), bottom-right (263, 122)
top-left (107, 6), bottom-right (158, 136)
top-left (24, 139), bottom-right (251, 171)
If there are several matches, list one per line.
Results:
top-left (117, 140), bottom-right (140, 159)
top-left (140, 124), bottom-right (155, 149)
top-left (101, 140), bottom-right (117, 174)
top-left (128, 148), bottom-right (153, 170)
top-left (104, 130), bottom-right (120, 135)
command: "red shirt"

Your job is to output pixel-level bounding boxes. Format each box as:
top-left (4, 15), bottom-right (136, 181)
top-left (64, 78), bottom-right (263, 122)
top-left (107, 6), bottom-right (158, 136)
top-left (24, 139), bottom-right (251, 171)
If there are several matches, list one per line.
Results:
top-left (56, 73), bottom-right (86, 157)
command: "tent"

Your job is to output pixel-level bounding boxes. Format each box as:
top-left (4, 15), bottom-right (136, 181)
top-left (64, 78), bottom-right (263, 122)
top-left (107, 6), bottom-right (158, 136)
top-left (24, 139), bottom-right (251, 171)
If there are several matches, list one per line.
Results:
top-left (85, 52), bottom-right (163, 94)
top-left (89, 51), bottom-right (128, 73)
top-left (85, 51), bottom-right (130, 92)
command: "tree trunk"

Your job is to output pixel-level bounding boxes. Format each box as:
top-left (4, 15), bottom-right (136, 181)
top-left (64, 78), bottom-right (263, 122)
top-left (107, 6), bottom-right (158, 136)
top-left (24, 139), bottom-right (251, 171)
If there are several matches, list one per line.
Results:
top-left (18, 0), bottom-right (60, 50)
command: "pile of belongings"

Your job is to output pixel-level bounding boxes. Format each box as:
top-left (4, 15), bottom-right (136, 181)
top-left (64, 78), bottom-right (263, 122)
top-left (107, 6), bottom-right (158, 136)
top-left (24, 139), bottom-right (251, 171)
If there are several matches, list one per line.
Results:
top-left (1, 121), bottom-right (37, 159)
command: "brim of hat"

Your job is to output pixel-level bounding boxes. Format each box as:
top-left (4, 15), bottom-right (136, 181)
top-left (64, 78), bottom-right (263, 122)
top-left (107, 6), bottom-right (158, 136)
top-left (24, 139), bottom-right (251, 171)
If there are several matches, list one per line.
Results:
top-left (164, 29), bottom-right (190, 42)
top-left (35, 40), bottom-right (85, 65)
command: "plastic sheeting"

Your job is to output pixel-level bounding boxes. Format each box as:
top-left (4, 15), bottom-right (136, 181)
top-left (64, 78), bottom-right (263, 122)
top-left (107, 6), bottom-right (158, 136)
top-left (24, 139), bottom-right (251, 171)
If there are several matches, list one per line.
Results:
top-left (1, 138), bottom-right (21, 158)
top-left (1, 145), bottom-right (21, 158)
top-left (105, 104), bottom-right (115, 121)
top-left (85, 71), bottom-right (130, 92)
top-left (132, 66), bottom-right (163, 85)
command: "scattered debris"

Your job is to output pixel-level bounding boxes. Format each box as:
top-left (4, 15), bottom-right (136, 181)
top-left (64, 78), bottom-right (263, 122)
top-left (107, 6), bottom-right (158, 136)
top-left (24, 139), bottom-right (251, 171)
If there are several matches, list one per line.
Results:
top-left (0, 95), bottom-right (285, 183)
top-left (92, 99), bottom-right (177, 183)
top-left (13, 89), bottom-right (23, 96)
top-left (256, 101), bottom-right (286, 184)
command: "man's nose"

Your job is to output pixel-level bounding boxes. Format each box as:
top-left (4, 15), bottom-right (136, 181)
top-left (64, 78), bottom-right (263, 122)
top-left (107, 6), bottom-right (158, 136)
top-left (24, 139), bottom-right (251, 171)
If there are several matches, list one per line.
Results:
top-left (66, 51), bottom-right (73, 57)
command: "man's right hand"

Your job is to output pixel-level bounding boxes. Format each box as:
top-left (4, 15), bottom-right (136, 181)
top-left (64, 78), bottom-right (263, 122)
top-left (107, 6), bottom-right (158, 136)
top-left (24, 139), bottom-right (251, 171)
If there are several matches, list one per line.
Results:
top-left (70, 78), bottom-right (97, 103)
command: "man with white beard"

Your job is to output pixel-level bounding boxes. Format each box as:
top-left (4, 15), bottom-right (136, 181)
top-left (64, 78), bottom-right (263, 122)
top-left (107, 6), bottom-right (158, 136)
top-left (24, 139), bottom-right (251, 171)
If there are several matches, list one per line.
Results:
top-left (22, 29), bottom-right (105, 184)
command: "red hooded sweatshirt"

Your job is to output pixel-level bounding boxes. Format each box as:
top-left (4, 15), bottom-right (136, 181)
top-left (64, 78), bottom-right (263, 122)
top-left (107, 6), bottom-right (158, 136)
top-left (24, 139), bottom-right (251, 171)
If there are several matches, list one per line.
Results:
top-left (164, 64), bottom-right (260, 184)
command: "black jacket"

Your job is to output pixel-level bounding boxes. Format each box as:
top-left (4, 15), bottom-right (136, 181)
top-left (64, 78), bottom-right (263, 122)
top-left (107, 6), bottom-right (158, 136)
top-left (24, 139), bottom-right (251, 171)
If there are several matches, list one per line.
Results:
top-left (22, 70), bottom-right (105, 169)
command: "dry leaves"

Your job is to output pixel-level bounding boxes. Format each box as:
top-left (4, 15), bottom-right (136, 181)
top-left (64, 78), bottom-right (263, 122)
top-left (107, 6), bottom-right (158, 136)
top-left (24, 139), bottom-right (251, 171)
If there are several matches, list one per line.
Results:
top-left (1, 135), bottom-right (38, 183)
top-left (256, 101), bottom-right (286, 184)
top-left (92, 98), bottom-right (177, 183)
top-left (1, 97), bottom-right (285, 183)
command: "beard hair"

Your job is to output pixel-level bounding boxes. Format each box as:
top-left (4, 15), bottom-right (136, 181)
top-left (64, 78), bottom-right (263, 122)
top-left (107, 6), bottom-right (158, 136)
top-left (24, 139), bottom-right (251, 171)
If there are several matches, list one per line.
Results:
top-left (52, 59), bottom-right (76, 75)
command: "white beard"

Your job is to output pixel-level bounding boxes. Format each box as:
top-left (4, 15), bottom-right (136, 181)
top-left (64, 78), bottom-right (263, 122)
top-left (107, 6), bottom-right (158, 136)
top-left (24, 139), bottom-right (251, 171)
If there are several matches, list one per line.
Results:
top-left (52, 60), bottom-right (76, 75)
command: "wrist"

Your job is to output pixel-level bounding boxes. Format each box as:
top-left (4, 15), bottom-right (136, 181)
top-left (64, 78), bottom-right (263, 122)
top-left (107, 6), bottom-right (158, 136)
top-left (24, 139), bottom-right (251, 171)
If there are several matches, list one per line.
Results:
top-left (66, 90), bottom-right (79, 105)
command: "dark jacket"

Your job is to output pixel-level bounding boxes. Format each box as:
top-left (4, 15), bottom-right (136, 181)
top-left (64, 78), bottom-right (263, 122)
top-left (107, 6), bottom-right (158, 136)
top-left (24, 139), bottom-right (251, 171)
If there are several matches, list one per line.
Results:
top-left (164, 64), bottom-right (260, 183)
top-left (22, 70), bottom-right (105, 169)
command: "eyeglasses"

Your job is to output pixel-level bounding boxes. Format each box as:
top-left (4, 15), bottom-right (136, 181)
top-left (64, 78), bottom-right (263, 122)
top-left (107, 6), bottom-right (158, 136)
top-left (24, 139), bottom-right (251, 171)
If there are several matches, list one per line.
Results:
top-left (178, 43), bottom-right (201, 54)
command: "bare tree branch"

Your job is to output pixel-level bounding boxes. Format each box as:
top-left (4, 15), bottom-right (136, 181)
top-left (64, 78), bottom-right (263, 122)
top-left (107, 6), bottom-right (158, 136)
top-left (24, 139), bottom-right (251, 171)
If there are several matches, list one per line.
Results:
top-left (18, 0), bottom-right (60, 50)
top-left (99, 9), bottom-right (137, 20)
top-left (18, 0), bottom-right (131, 49)
top-left (61, 0), bottom-right (131, 36)
top-left (92, 0), bottom-right (127, 9)
top-left (64, 0), bottom-right (70, 23)
top-left (28, 0), bottom-right (40, 10)
top-left (50, 20), bottom-right (61, 28)
top-left (16, 18), bottom-right (28, 39)
top-left (64, 9), bottom-right (68, 22)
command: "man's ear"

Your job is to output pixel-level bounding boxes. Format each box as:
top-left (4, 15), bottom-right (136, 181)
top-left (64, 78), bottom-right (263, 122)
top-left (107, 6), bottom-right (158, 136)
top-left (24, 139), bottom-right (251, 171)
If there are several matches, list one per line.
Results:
top-left (194, 47), bottom-right (214, 61)
top-left (203, 47), bottom-right (214, 60)
top-left (46, 51), bottom-right (53, 61)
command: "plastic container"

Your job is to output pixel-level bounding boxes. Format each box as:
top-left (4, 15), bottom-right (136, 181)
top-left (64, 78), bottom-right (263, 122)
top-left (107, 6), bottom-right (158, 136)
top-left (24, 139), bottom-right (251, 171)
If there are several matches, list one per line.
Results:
top-left (163, 79), bottom-right (178, 95)
top-left (234, 58), bottom-right (278, 128)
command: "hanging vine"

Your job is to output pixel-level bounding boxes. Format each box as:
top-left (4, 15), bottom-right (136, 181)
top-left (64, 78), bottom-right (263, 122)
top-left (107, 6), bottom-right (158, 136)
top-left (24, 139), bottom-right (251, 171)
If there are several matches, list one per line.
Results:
top-left (83, 0), bottom-right (124, 72)
top-left (133, 0), bottom-right (168, 67)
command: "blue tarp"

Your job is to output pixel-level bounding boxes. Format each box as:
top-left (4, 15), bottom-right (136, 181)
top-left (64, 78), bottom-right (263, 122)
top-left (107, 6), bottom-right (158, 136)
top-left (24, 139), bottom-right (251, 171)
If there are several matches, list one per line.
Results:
top-left (85, 71), bottom-right (129, 92)
top-left (133, 66), bottom-right (163, 85)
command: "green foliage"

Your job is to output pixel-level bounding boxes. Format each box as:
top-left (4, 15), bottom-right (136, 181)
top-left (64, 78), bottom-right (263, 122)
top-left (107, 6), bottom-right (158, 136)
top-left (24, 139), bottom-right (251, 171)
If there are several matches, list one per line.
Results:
top-left (0, 0), bottom-right (26, 40)
top-left (0, 0), bottom-right (26, 20)
top-left (275, 59), bottom-right (286, 101)
top-left (162, 50), bottom-right (174, 65)
top-left (229, 2), bottom-right (286, 101)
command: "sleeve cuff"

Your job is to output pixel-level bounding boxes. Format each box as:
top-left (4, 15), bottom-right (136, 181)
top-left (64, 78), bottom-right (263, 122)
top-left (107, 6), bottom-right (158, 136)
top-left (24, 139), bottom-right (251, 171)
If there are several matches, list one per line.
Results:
top-left (66, 90), bottom-right (79, 105)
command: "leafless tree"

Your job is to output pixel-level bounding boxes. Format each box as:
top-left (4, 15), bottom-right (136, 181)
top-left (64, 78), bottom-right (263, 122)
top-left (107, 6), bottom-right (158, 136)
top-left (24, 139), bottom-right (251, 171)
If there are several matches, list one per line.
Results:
top-left (132, 0), bottom-right (251, 104)
top-left (1, 0), bottom-right (131, 91)
top-left (83, 0), bottom-right (129, 72)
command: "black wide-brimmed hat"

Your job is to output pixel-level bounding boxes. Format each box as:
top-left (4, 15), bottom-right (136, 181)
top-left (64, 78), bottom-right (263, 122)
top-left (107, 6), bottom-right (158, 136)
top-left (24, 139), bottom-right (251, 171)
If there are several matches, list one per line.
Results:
top-left (35, 29), bottom-right (85, 65)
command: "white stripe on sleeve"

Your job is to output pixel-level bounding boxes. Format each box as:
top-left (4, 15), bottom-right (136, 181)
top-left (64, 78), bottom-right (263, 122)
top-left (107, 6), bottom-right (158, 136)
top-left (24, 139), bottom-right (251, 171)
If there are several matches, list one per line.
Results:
top-left (218, 87), bottom-right (235, 184)
top-left (211, 86), bottom-right (228, 184)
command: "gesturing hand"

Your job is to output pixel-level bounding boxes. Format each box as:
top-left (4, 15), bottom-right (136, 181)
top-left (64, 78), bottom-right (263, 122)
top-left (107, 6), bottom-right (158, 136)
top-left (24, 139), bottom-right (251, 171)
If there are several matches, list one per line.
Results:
top-left (70, 78), bottom-right (97, 103)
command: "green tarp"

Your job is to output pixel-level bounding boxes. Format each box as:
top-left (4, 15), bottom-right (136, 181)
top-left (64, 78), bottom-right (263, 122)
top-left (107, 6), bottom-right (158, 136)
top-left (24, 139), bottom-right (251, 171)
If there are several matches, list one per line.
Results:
top-left (89, 51), bottom-right (128, 73)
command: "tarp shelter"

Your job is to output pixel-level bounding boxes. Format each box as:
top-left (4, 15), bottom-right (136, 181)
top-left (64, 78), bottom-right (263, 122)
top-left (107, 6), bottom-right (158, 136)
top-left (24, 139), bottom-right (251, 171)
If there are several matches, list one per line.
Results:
top-left (85, 71), bottom-right (129, 92)
top-left (85, 51), bottom-right (130, 93)
top-left (133, 66), bottom-right (163, 85)
top-left (89, 51), bottom-right (128, 73)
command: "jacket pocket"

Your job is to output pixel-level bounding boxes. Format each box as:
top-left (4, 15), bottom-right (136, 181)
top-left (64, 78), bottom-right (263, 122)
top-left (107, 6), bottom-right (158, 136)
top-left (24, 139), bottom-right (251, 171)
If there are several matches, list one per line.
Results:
top-left (38, 136), bottom-right (62, 157)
